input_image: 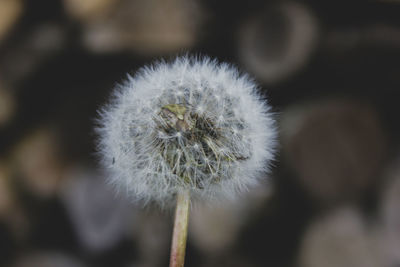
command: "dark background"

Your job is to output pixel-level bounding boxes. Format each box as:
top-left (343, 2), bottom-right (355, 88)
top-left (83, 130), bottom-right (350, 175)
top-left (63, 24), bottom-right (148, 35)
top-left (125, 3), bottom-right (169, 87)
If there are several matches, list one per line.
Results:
top-left (0, 0), bottom-right (399, 266)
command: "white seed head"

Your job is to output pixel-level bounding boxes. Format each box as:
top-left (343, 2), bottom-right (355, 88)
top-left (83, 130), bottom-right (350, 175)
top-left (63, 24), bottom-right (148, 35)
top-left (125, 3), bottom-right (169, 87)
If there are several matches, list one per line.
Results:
top-left (96, 56), bottom-right (276, 206)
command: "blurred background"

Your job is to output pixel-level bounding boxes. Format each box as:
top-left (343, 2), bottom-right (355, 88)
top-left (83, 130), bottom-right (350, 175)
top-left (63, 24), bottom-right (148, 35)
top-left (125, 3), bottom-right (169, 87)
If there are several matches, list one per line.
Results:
top-left (0, 0), bottom-right (399, 266)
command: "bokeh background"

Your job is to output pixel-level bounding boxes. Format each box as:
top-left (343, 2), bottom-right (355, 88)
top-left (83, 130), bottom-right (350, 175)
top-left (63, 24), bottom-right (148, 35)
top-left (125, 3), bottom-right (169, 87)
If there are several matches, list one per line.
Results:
top-left (0, 0), bottom-right (399, 266)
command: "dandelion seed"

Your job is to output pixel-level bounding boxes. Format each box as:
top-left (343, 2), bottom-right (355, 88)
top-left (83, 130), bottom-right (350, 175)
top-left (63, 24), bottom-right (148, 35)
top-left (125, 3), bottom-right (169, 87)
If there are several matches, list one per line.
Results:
top-left (96, 56), bottom-right (276, 205)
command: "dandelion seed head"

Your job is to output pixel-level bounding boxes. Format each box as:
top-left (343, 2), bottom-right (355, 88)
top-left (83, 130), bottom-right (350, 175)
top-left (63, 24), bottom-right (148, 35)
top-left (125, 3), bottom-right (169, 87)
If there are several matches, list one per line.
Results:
top-left (96, 56), bottom-right (276, 206)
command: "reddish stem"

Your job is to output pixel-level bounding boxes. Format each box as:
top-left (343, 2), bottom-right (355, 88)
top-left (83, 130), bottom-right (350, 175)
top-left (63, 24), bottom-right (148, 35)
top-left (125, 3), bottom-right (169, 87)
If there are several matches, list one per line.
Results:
top-left (169, 190), bottom-right (190, 267)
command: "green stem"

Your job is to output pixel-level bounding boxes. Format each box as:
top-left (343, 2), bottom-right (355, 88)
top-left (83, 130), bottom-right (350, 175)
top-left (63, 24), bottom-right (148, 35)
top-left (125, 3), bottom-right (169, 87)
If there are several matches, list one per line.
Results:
top-left (169, 189), bottom-right (190, 267)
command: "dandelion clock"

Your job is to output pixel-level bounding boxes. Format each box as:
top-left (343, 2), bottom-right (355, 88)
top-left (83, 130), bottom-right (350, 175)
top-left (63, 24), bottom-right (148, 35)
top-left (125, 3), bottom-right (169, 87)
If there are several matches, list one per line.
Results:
top-left (96, 56), bottom-right (276, 267)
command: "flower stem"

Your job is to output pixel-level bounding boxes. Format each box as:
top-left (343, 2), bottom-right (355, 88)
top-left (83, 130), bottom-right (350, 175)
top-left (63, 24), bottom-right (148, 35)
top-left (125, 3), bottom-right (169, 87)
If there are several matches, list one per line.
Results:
top-left (169, 189), bottom-right (190, 267)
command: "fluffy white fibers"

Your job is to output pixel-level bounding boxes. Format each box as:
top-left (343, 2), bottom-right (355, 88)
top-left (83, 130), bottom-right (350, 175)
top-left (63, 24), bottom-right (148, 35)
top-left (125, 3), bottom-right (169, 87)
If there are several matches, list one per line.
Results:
top-left (96, 56), bottom-right (276, 206)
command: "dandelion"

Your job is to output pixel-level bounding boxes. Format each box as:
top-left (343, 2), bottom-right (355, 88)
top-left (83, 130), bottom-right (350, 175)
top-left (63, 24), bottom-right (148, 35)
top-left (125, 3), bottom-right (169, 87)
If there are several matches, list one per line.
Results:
top-left (96, 56), bottom-right (276, 267)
